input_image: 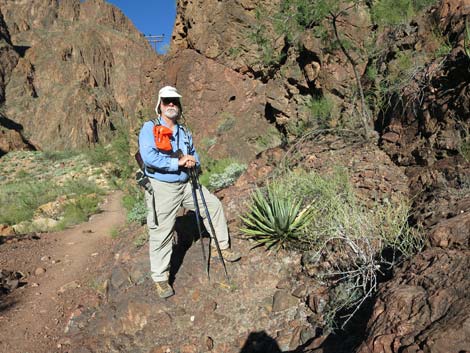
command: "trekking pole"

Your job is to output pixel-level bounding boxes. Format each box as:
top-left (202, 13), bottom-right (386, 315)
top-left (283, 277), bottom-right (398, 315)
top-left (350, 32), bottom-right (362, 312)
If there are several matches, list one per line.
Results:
top-left (188, 167), bottom-right (210, 281)
top-left (188, 168), bottom-right (230, 282)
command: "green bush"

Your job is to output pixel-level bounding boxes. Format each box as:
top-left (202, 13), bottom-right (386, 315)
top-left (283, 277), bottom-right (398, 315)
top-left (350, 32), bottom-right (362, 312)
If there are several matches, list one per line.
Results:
top-left (39, 150), bottom-right (79, 161)
top-left (367, 49), bottom-right (427, 115)
top-left (0, 177), bottom-right (104, 226)
top-left (274, 0), bottom-right (333, 46)
top-left (216, 113), bottom-right (236, 135)
top-left (288, 96), bottom-right (334, 136)
top-left (55, 194), bottom-right (101, 230)
top-left (127, 197), bottom-right (147, 224)
top-left (208, 163), bottom-right (247, 190)
top-left (372, 0), bottom-right (437, 26)
top-left (457, 121), bottom-right (470, 163)
top-left (85, 144), bottom-right (112, 165)
top-left (84, 127), bottom-right (133, 184)
top-left (0, 180), bottom-right (58, 225)
top-left (133, 231), bottom-right (148, 248)
top-left (199, 157), bottom-right (237, 188)
top-left (61, 177), bottom-right (103, 196)
top-left (248, 6), bottom-right (286, 67)
top-left (122, 186), bottom-right (147, 224)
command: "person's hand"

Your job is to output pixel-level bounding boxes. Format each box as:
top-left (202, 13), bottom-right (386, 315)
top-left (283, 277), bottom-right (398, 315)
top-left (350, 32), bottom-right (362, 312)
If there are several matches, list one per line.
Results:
top-left (178, 155), bottom-right (196, 169)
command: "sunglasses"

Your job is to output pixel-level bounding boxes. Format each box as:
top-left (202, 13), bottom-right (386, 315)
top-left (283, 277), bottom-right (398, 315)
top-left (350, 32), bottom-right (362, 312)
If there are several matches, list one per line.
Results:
top-left (161, 97), bottom-right (180, 105)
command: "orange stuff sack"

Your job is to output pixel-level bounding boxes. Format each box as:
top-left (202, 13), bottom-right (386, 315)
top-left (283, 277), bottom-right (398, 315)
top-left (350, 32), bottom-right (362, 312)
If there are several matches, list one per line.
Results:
top-left (153, 125), bottom-right (173, 151)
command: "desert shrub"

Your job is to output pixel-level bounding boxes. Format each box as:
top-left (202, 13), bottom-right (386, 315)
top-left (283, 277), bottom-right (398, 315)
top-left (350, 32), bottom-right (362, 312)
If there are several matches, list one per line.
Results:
top-left (110, 128), bottom-right (133, 177)
top-left (240, 169), bottom-right (423, 330)
top-left (133, 231), bottom-right (148, 248)
top-left (248, 7), bottom-right (286, 67)
top-left (248, 0), bottom-right (335, 69)
top-left (55, 194), bottom-right (101, 230)
top-left (122, 185), bottom-right (147, 224)
top-left (198, 157), bottom-right (241, 189)
top-left (456, 121), bottom-right (470, 162)
top-left (371, 0), bottom-right (437, 26)
top-left (288, 96), bottom-right (334, 136)
top-left (367, 49), bottom-right (428, 116)
top-left (84, 127), bottom-right (133, 184)
top-left (208, 163), bottom-right (247, 190)
top-left (0, 177), bottom-right (104, 226)
top-left (85, 144), bottom-right (112, 165)
top-left (216, 113), bottom-right (236, 135)
top-left (314, 197), bottom-right (424, 330)
top-left (61, 177), bottom-right (103, 196)
top-left (0, 180), bottom-right (58, 225)
top-left (126, 195), bottom-right (147, 224)
top-left (39, 150), bottom-right (79, 161)
top-left (274, 0), bottom-right (334, 46)
top-left (200, 137), bottom-right (217, 149)
top-left (15, 170), bottom-right (30, 179)
top-left (127, 200), bottom-right (147, 224)
top-left (431, 29), bottom-right (452, 59)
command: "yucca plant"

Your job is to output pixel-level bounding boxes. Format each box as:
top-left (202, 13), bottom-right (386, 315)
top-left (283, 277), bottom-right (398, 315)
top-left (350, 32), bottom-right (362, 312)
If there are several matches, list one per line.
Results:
top-left (240, 183), bottom-right (316, 250)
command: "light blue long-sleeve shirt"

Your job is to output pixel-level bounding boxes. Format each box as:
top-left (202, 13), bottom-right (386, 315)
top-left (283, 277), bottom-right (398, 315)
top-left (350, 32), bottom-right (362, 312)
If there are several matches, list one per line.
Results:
top-left (138, 117), bottom-right (200, 183)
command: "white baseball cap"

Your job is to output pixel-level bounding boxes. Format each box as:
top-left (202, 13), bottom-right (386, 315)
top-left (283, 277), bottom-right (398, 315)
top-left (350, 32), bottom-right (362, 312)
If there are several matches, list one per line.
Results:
top-left (155, 86), bottom-right (182, 115)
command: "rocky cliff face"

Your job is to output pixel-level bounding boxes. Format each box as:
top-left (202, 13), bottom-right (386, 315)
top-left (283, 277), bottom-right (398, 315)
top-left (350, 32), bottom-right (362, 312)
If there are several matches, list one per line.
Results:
top-left (0, 0), bottom-right (157, 150)
top-left (0, 10), bottom-right (18, 103)
top-left (0, 9), bottom-right (33, 155)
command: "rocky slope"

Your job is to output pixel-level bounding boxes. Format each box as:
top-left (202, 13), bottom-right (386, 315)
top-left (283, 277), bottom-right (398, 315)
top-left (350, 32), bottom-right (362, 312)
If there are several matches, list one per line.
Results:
top-left (0, 0), bottom-right (157, 150)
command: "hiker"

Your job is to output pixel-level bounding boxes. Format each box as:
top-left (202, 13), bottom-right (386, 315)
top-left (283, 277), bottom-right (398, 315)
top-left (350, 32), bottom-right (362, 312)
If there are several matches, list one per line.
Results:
top-left (138, 85), bottom-right (241, 298)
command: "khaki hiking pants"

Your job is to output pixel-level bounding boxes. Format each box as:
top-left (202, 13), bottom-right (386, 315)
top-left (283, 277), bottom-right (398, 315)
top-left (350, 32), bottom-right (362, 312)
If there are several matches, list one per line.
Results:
top-left (145, 178), bottom-right (230, 282)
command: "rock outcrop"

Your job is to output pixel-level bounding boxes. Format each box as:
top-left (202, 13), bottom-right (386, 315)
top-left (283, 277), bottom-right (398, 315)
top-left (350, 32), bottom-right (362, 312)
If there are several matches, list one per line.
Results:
top-left (0, 9), bottom-right (18, 103)
top-left (354, 1), bottom-right (470, 351)
top-left (356, 248), bottom-right (470, 353)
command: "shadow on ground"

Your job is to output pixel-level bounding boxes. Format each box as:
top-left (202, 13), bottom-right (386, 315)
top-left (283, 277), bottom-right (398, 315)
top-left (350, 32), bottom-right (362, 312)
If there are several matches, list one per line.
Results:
top-left (170, 211), bottom-right (211, 284)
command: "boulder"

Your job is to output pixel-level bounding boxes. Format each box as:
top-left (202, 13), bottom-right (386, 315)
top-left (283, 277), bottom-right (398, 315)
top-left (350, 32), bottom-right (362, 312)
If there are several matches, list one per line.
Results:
top-left (357, 248), bottom-right (470, 353)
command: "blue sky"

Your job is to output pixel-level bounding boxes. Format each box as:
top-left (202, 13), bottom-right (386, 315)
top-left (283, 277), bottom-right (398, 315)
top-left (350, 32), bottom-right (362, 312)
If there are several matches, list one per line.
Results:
top-left (107, 0), bottom-right (177, 53)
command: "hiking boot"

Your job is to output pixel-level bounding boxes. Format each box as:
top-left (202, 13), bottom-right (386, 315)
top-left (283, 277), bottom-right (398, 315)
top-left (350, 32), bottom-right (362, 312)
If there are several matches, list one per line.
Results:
top-left (212, 247), bottom-right (241, 262)
top-left (155, 281), bottom-right (174, 299)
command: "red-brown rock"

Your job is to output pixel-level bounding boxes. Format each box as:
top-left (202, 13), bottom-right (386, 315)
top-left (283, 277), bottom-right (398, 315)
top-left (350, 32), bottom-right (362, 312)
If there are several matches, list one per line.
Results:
top-left (357, 248), bottom-right (470, 353)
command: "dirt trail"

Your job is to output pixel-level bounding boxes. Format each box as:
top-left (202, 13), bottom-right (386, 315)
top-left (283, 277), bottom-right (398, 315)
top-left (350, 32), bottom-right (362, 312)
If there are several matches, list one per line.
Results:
top-left (0, 191), bottom-right (126, 353)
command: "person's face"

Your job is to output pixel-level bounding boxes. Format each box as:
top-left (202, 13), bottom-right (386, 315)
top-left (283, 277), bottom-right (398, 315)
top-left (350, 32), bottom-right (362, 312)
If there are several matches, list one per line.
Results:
top-left (160, 97), bottom-right (180, 119)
